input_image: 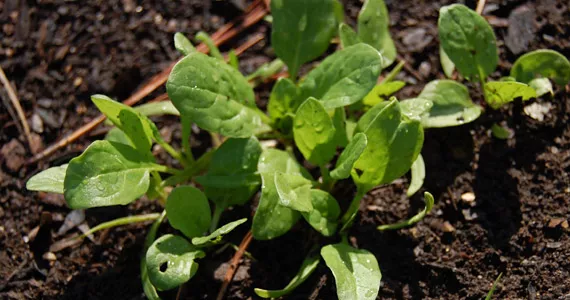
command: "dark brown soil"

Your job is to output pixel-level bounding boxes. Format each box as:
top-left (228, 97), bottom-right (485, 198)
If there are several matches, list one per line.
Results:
top-left (1, 0), bottom-right (569, 299)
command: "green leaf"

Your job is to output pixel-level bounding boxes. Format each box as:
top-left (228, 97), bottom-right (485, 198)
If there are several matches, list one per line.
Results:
top-left (293, 98), bottom-right (337, 165)
top-left (197, 137), bottom-right (262, 207)
top-left (485, 273), bottom-right (503, 300)
top-left (134, 101), bottom-right (180, 117)
top-left (27, 164), bottom-right (68, 194)
top-left (174, 32), bottom-right (196, 56)
top-left (378, 191), bottom-right (434, 230)
top-left (399, 98), bottom-right (433, 121)
top-left (438, 4), bottom-right (498, 79)
top-left (274, 172), bottom-right (313, 212)
top-left (417, 80), bottom-right (482, 128)
top-left (301, 190), bottom-right (340, 236)
top-left (271, 0), bottom-right (338, 78)
top-left (363, 81), bottom-right (406, 107)
top-left (491, 123), bottom-right (511, 140)
top-left (167, 52), bottom-right (270, 137)
top-left (146, 234), bottom-right (205, 291)
top-left (191, 218), bottom-right (247, 246)
top-left (330, 133), bottom-right (367, 180)
top-left (331, 107), bottom-right (349, 148)
top-left (440, 46), bottom-right (455, 78)
top-left (64, 141), bottom-right (156, 209)
top-left (228, 49), bottom-right (239, 70)
top-left (528, 78), bottom-right (554, 97)
top-left (339, 23), bottom-right (361, 48)
top-left (254, 254), bottom-right (320, 298)
top-left (252, 149), bottom-right (311, 240)
top-left (166, 186), bottom-right (211, 238)
top-left (267, 77), bottom-right (299, 130)
top-left (321, 243), bottom-right (381, 300)
top-left (105, 127), bottom-right (134, 146)
top-left (484, 81), bottom-right (536, 109)
top-left (299, 43), bottom-right (383, 109)
top-left (195, 31), bottom-right (223, 61)
top-left (407, 154), bottom-right (425, 197)
top-left (511, 49), bottom-right (570, 85)
top-left (353, 99), bottom-right (424, 193)
top-left (358, 0), bottom-right (396, 67)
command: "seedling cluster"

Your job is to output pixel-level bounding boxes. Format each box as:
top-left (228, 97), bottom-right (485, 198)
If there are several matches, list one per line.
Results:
top-left (27, 0), bottom-right (569, 299)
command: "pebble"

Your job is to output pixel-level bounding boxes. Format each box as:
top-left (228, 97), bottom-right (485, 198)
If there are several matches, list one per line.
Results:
top-left (0, 139), bottom-right (25, 171)
top-left (401, 27), bottom-right (433, 52)
top-left (461, 192), bottom-right (476, 203)
top-left (43, 252), bottom-right (57, 261)
top-left (505, 5), bottom-right (536, 54)
top-left (31, 113), bottom-right (43, 133)
top-left (524, 102), bottom-right (553, 121)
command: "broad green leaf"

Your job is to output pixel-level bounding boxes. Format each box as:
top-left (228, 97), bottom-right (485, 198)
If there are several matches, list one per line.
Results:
top-left (274, 172), bottom-right (313, 212)
top-left (363, 81), bottom-right (406, 107)
top-left (529, 78), bottom-right (554, 97)
top-left (195, 31), bottom-right (223, 61)
top-left (299, 43), bottom-right (383, 109)
top-left (166, 186), bottom-right (211, 238)
top-left (254, 254), bottom-right (320, 298)
top-left (197, 137), bottom-right (262, 207)
top-left (378, 191), bottom-right (434, 230)
top-left (252, 149), bottom-right (311, 240)
top-left (141, 211), bottom-right (166, 300)
top-left (330, 133), bottom-right (367, 180)
top-left (321, 244), bottom-right (381, 300)
top-left (174, 32), bottom-right (195, 56)
top-left (407, 154), bottom-right (425, 197)
top-left (64, 141), bottom-right (156, 209)
top-left (293, 98), bottom-right (336, 165)
top-left (146, 234), bottom-right (205, 291)
top-left (271, 0), bottom-right (337, 78)
top-left (338, 23), bottom-right (360, 48)
top-left (353, 99), bottom-right (424, 193)
top-left (399, 98), bottom-right (433, 120)
top-left (511, 49), bottom-right (570, 85)
top-left (438, 4), bottom-right (498, 79)
top-left (27, 164), bottom-right (68, 194)
top-left (358, 0), bottom-right (396, 67)
top-left (440, 46), bottom-right (455, 78)
top-left (301, 190), bottom-right (340, 236)
top-left (484, 81), bottom-right (536, 109)
top-left (134, 101), bottom-right (180, 117)
top-left (105, 127), bottom-right (134, 147)
top-left (166, 52), bottom-right (270, 137)
top-left (267, 77), bottom-right (299, 130)
top-left (191, 218), bottom-right (247, 246)
top-left (491, 123), bottom-right (510, 140)
top-left (417, 80), bottom-right (482, 128)
top-left (332, 107), bottom-right (349, 147)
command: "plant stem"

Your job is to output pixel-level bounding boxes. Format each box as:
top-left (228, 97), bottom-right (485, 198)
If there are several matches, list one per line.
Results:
top-left (478, 67), bottom-right (488, 104)
top-left (380, 60), bottom-right (405, 84)
top-left (161, 148), bottom-right (215, 187)
top-left (155, 138), bottom-right (189, 167)
top-left (152, 164), bottom-right (184, 175)
top-left (210, 200), bottom-right (226, 233)
top-left (181, 116), bottom-right (194, 162)
top-left (340, 188), bottom-right (366, 226)
top-left (76, 213), bottom-right (162, 240)
top-left (319, 165), bottom-right (336, 192)
top-left (141, 211), bottom-right (166, 300)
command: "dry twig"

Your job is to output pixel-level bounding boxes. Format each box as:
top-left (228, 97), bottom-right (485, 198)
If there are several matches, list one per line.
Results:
top-left (0, 66), bottom-right (34, 152)
top-left (216, 230), bottom-right (253, 300)
top-left (476, 0), bottom-right (486, 14)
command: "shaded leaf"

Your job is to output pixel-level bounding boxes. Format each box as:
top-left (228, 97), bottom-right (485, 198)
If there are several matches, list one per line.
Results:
top-left (338, 23), bottom-right (360, 48)
top-left (301, 190), bottom-right (340, 236)
top-left (293, 98), bottom-right (336, 165)
top-left (528, 78), bottom-right (553, 97)
top-left (27, 164), bottom-right (68, 194)
top-left (330, 133), bottom-right (367, 180)
top-left (195, 31), bottom-right (223, 61)
top-left (511, 49), bottom-right (570, 85)
top-left (254, 254), bottom-right (320, 298)
top-left (363, 81), bottom-right (406, 107)
top-left (267, 77), bottom-right (299, 131)
top-left (407, 154), bottom-right (425, 197)
top-left (274, 172), bottom-right (313, 212)
top-left (358, 0), bottom-right (396, 67)
top-left (378, 191), bottom-right (434, 230)
top-left (331, 107), bottom-right (349, 147)
top-left (166, 186), bottom-right (211, 238)
top-left (191, 218), bottom-right (247, 246)
top-left (134, 101), bottom-right (180, 117)
top-left (491, 123), bottom-right (511, 140)
top-left (484, 81), bottom-right (536, 109)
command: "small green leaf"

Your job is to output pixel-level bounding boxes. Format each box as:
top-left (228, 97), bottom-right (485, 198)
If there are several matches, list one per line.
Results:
top-left (167, 52), bottom-right (270, 137)
top-left (330, 133), bottom-right (367, 180)
top-left (338, 23), bottom-right (360, 48)
top-left (399, 98), bottom-right (433, 121)
top-left (378, 191), bottom-right (434, 230)
top-left (267, 77), bottom-right (299, 130)
top-left (299, 43), bottom-right (383, 109)
top-left (134, 101), bottom-right (180, 117)
top-left (528, 78), bottom-right (554, 97)
top-left (491, 123), bottom-right (511, 140)
top-left (438, 4), bottom-right (498, 79)
top-left (417, 80), bottom-right (482, 128)
top-left (485, 273), bottom-right (503, 300)
top-left (195, 31), bottom-right (223, 61)
top-left (331, 107), bottom-right (349, 148)
top-left (254, 254), bottom-right (320, 298)
top-left (146, 234), bottom-right (205, 291)
top-left (321, 243), bottom-right (381, 300)
top-left (174, 32), bottom-right (196, 56)
top-left (271, 0), bottom-right (338, 78)
top-left (228, 49), bottom-right (239, 70)
top-left (301, 190), bottom-right (340, 236)
top-left (440, 46), bottom-right (455, 78)
top-left (293, 98), bottom-right (337, 165)
top-left (27, 164), bottom-right (68, 194)
top-left (64, 141), bottom-right (156, 209)
top-left (358, 0), bottom-right (396, 67)
top-left (511, 49), bottom-right (570, 85)
top-left (363, 81), bottom-right (406, 107)
top-left (166, 186), bottom-right (211, 238)
top-left (105, 127), bottom-right (134, 146)
top-left (274, 172), bottom-right (313, 212)
top-left (191, 218), bottom-right (247, 246)
top-left (484, 81), bottom-right (536, 109)
top-left (407, 154), bottom-right (425, 197)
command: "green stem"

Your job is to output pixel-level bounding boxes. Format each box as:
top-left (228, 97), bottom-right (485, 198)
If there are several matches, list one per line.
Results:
top-left (155, 138), bottom-right (189, 167)
top-left (152, 164), bottom-right (183, 175)
top-left (319, 165), bottom-right (336, 192)
top-left (196, 31), bottom-right (224, 61)
top-left (210, 200), bottom-right (226, 233)
top-left (380, 60), bottom-right (405, 84)
top-left (181, 116), bottom-right (194, 162)
top-left (478, 67), bottom-right (488, 103)
top-left (76, 213), bottom-right (162, 240)
top-left (161, 148), bottom-right (215, 187)
top-left (340, 188), bottom-right (366, 226)
top-left (141, 211), bottom-right (166, 300)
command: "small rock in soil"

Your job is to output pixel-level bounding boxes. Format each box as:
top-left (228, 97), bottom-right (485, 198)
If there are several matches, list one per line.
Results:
top-left (214, 262), bottom-right (249, 282)
top-left (31, 113), bottom-right (43, 133)
top-left (57, 210), bottom-right (85, 235)
top-left (524, 102), bottom-right (553, 121)
top-left (1, 139), bottom-right (25, 171)
top-left (42, 252), bottom-right (57, 261)
top-left (505, 5), bottom-right (536, 54)
top-left (546, 241), bottom-right (562, 249)
top-left (401, 27), bottom-right (432, 52)
top-left (461, 192), bottom-right (476, 203)
top-left (462, 208), bottom-right (478, 221)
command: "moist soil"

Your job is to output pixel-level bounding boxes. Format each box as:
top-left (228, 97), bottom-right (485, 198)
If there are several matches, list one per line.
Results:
top-left (1, 0), bottom-right (569, 299)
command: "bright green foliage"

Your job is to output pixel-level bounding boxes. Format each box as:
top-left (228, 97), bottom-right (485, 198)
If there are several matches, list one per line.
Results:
top-left (252, 149), bottom-right (312, 240)
top-left (228, 49), bottom-right (239, 70)
top-left (407, 154), bottom-right (425, 197)
top-left (191, 218), bottom-right (248, 246)
top-left (145, 234), bottom-right (205, 291)
top-left (484, 81), bottom-right (536, 109)
top-left (267, 77), bottom-right (299, 131)
top-left (321, 243), bottom-right (381, 300)
top-left (330, 133), bottom-right (368, 180)
top-left (174, 32), bottom-right (195, 56)
top-left (358, 0), bottom-right (396, 67)
top-left (438, 4), bottom-right (498, 79)
top-left (378, 191), bottom-right (434, 230)
top-left (195, 31), bottom-right (223, 61)
top-left (293, 98), bottom-right (337, 165)
top-left (166, 52), bottom-right (270, 137)
top-left (64, 141), bottom-right (158, 209)
top-left (134, 101), bottom-right (180, 117)
top-left (255, 254), bottom-right (320, 298)
top-left (491, 123), bottom-right (510, 140)
top-left (399, 98), bottom-right (433, 121)
top-left (529, 78), bottom-right (553, 97)
top-left (440, 46), bottom-right (455, 78)
top-left (301, 190), bottom-right (340, 236)
top-left (105, 127), bottom-right (134, 146)
top-left (274, 172), bottom-right (313, 212)
top-left (26, 164), bottom-right (68, 194)
top-left (166, 186), bottom-right (211, 238)
top-left (338, 23), bottom-right (360, 48)
top-left (353, 99), bottom-right (424, 193)
top-left (299, 43), bottom-right (383, 109)
top-left (331, 107), bottom-right (349, 147)
top-left (511, 49), bottom-right (570, 85)
top-left (271, 0), bottom-right (337, 79)
top-left (363, 81), bottom-right (406, 107)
